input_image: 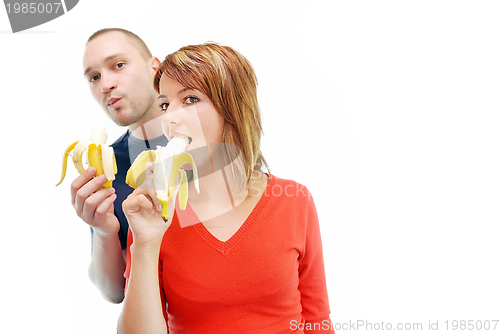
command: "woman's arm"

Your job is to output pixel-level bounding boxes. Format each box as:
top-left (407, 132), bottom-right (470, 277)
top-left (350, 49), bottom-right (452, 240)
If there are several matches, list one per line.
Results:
top-left (117, 172), bottom-right (171, 334)
top-left (117, 241), bottom-right (167, 334)
top-left (298, 187), bottom-right (335, 333)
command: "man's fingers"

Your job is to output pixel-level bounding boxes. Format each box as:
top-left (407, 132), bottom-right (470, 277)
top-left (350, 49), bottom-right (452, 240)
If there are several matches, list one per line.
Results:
top-left (83, 187), bottom-right (116, 218)
top-left (94, 193), bottom-right (117, 220)
top-left (70, 167), bottom-right (96, 204)
top-left (72, 173), bottom-right (112, 210)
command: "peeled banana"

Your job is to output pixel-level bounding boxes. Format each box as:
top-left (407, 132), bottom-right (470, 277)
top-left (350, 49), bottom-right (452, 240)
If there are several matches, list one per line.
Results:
top-left (126, 136), bottom-right (200, 219)
top-left (56, 126), bottom-right (117, 188)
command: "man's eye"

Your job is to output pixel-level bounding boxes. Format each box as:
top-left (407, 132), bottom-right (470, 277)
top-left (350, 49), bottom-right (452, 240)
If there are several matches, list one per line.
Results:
top-left (89, 75), bottom-right (100, 83)
top-left (159, 103), bottom-right (169, 112)
top-left (185, 96), bottom-right (199, 104)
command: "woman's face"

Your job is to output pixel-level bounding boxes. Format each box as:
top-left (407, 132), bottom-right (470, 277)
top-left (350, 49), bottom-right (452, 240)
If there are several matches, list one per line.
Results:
top-left (158, 74), bottom-right (225, 168)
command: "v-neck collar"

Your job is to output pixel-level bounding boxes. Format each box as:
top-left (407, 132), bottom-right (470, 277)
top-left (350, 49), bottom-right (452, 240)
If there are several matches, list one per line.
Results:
top-left (175, 174), bottom-right (273, 255)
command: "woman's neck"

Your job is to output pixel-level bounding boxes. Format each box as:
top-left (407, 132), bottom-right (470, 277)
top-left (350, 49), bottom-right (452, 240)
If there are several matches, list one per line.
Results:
top-left (190, 162), bottom-right (247, 203)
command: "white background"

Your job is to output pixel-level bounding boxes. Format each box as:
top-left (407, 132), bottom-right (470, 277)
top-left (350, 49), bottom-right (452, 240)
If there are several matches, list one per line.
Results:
top-left (1, 0), bottom-right (499, 333)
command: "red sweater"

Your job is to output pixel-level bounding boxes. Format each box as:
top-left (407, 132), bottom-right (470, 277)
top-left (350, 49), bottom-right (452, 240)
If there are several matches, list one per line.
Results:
top-left (124, 175), bottom-right (334, 333)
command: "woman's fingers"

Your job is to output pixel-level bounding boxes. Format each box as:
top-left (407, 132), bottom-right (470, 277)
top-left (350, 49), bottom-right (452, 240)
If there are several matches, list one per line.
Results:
top-left (122, 184), bottom-right (171, 247)
top-left (145, 162), bottom-right (154, 178)
top-left (123, 193), bottom-right (153, 214)
top-left (140, 162), bottom-right (162, 213)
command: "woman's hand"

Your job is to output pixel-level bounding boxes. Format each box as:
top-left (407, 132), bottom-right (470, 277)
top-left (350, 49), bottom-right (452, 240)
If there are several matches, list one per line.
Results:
top-left (122, 163), bottom-right (171, 251)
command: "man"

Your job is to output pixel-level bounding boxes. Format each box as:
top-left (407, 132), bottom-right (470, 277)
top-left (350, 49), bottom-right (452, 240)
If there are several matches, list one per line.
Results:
top-left (72, 28), bottom-right (167, 303)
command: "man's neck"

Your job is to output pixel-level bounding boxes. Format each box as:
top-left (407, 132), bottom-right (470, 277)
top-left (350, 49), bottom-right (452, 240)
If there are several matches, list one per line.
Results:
top-left (129, 112), bottom-right (164, 140)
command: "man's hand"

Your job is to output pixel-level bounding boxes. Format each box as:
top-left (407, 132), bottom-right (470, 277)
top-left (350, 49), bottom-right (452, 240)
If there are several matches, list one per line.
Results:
top-left (71, 166), bottom-right (126, 303)
top-left (70, 166), bottom-right (119, 236)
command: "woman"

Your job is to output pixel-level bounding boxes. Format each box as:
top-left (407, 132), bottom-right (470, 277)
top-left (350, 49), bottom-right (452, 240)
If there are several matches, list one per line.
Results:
top-left (118, 43), bottom-right (334, 334)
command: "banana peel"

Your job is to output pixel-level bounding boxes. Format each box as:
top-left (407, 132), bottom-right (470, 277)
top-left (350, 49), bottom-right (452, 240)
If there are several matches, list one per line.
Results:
top-left (56, 126), bottom-right (117, 188)
top-left (126, 136), bottom-right (200, 219)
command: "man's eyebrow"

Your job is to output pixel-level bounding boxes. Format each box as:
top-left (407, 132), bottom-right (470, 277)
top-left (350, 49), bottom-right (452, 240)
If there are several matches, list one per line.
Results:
top-left (83, 67), bottom-right (94, 77)
top-left (83, 53), bottom-right (127, 77)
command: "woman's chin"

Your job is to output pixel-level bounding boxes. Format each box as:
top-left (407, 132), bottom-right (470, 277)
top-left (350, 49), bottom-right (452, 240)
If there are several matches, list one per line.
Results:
top-left (182, 163), bottom-right (193, 170)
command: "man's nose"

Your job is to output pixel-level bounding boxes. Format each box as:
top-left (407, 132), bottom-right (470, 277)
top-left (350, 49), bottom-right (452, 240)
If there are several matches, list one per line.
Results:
top-left (100, 73), bottom-right (117, 93)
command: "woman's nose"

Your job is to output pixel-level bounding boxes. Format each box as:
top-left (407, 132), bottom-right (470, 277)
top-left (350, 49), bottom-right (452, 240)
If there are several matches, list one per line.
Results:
top-left (162, 103), bottom-right (184, 129)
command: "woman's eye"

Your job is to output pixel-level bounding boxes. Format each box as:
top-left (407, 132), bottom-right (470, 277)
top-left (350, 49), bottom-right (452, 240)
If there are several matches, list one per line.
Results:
top-left (160, 103), bottom-right (169, 112)
top-left (114, 63), bottom-right (125, 70)
top-left (185, 96), bottom-right (199, 104)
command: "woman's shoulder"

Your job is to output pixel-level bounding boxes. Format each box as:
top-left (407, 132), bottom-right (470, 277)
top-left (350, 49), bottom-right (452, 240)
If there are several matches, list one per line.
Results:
top-left (265, 174), bottom-right (313, 201)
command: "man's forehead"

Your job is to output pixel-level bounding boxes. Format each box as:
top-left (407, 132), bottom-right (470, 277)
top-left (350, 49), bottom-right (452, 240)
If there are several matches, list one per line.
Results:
top-left (83, 32), bottom-right (137, 66)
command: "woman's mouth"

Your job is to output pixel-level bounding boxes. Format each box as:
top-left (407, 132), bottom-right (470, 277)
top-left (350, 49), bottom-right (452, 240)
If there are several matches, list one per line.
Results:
top-left (169, 134), bottom-right (192, 145)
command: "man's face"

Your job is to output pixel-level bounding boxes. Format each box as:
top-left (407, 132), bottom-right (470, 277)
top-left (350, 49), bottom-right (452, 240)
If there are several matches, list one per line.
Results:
top-left (83, 31), bottom-right (157, 126)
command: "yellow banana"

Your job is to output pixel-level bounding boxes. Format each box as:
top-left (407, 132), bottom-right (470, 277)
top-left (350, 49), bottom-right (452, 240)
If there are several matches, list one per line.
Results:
top-left (125, 150), bottom-right (157, 189)
top-left (56, 126), bottom-right (117, 188)
top-left (126, 136), bottom-right (200, 219)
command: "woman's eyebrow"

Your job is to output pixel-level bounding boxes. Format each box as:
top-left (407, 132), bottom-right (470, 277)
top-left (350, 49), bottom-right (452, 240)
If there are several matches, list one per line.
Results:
top-left (177, 88), bottom-right (191, 95)
top-left (158, 88), bottom-right (192, 100)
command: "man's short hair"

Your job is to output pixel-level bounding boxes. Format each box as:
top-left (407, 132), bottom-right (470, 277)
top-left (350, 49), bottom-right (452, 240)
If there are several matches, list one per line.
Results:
top-left (87, 28), bottom-right (152, 61)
